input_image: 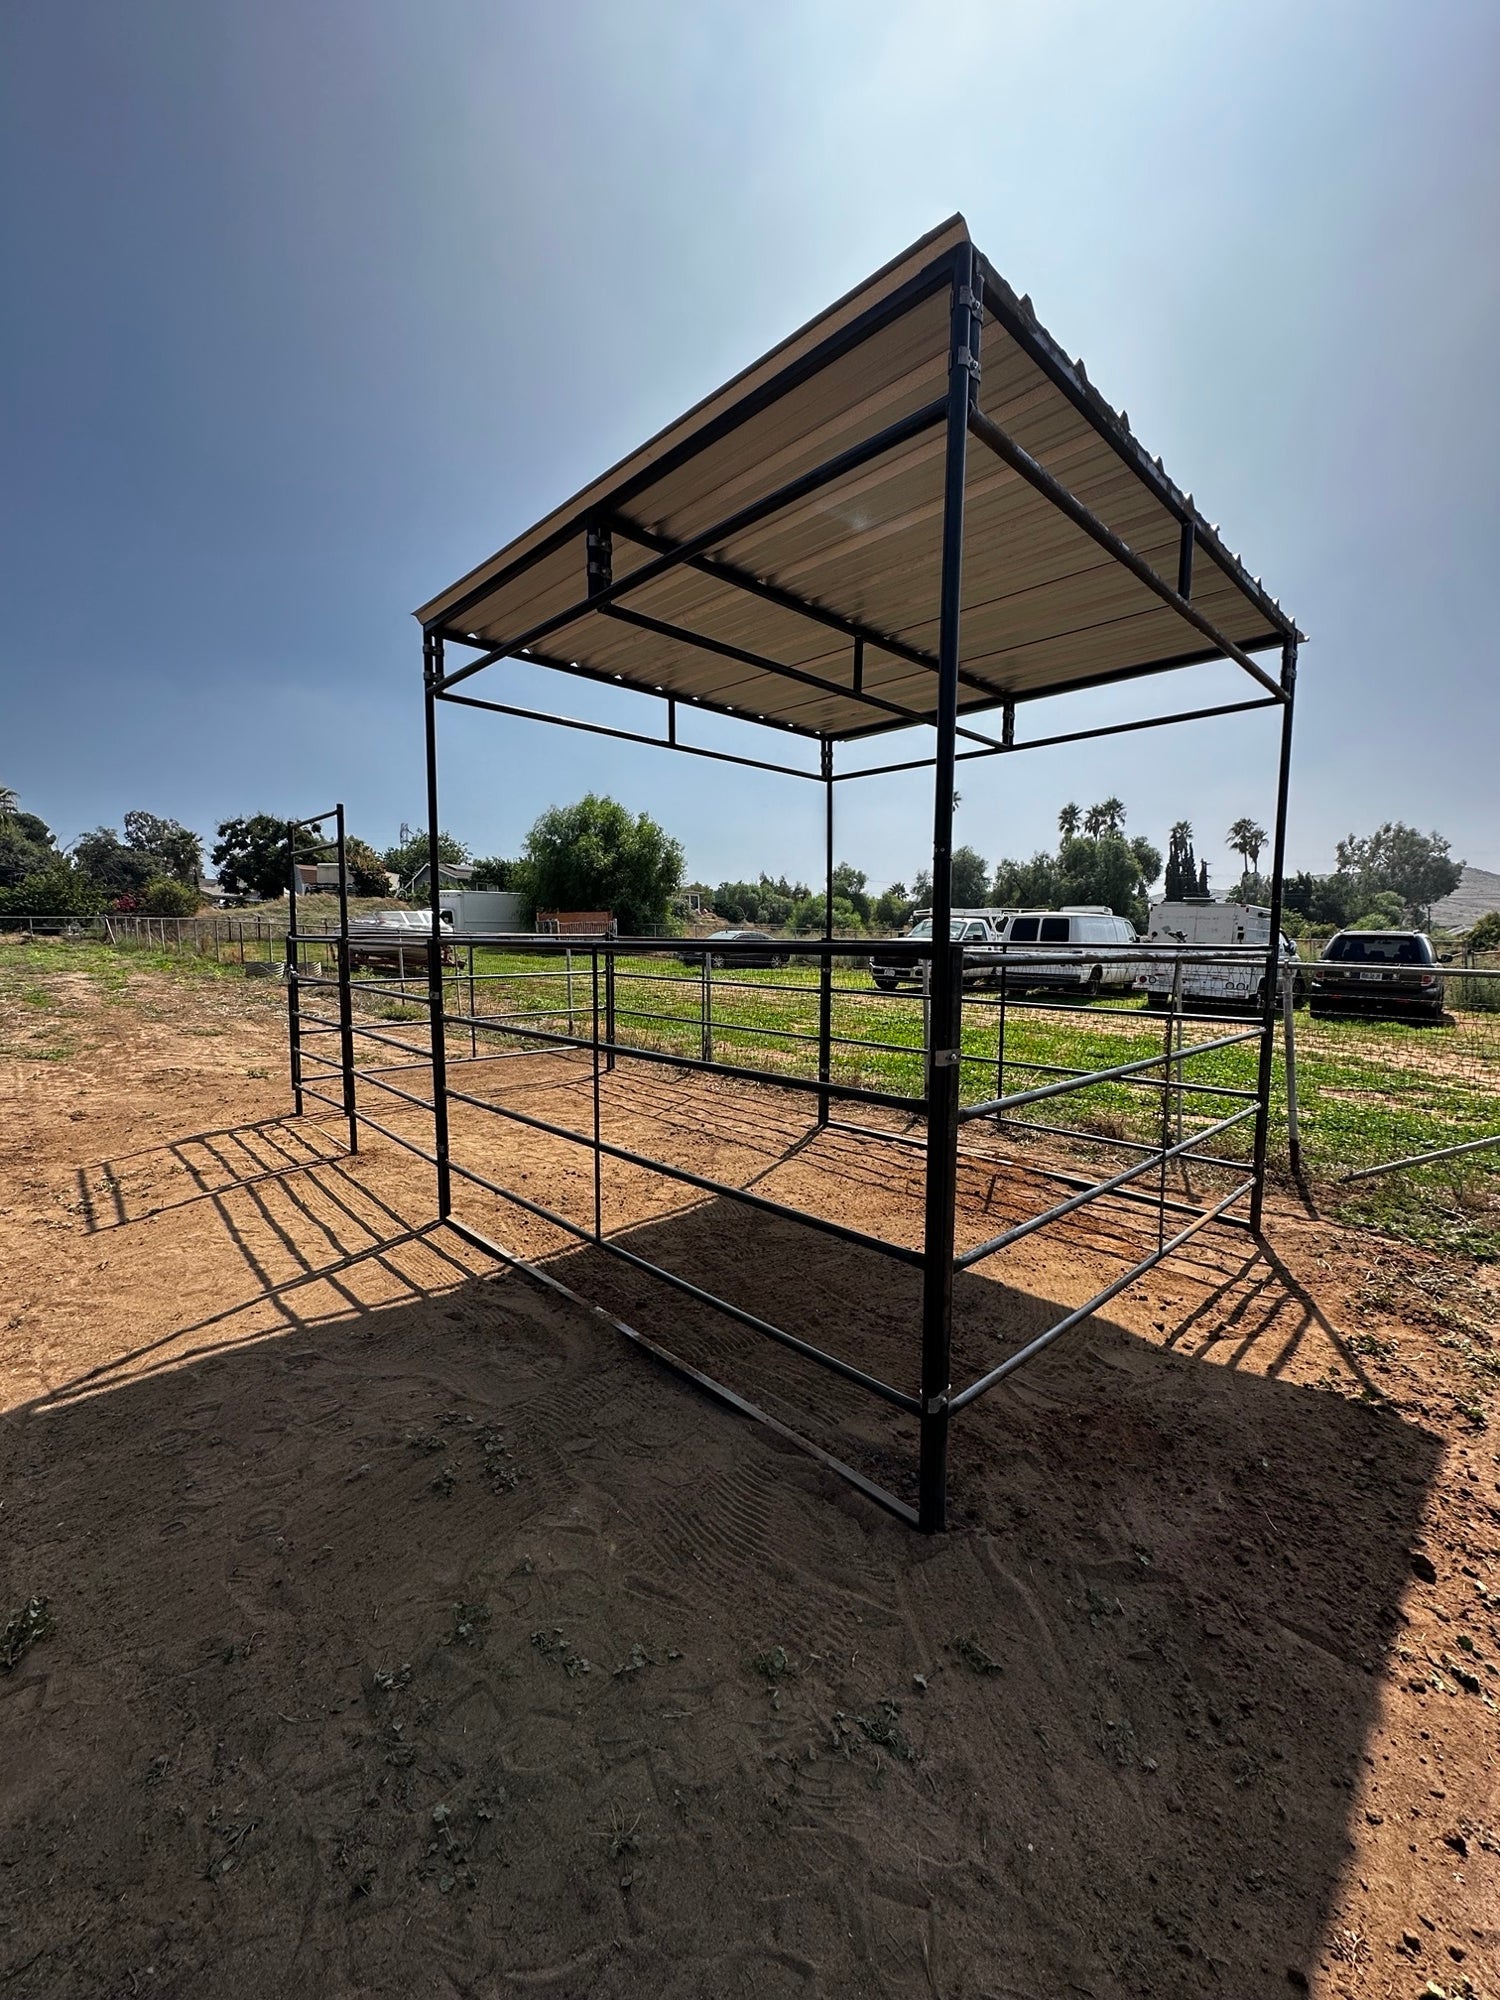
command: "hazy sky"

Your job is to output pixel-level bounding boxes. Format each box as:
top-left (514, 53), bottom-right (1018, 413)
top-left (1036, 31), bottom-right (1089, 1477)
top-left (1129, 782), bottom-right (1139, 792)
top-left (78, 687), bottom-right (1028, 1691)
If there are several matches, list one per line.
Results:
top-left (3, 0), bottom-right (1497, 894)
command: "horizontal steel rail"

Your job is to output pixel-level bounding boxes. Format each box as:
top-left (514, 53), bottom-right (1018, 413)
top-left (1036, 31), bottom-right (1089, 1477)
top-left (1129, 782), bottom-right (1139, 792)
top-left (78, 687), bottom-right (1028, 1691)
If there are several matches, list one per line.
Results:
top-left (964, 1048), bottom-right (1259, 1102)
top-left (955, 1106), bottom-right (1258, 1269)
top-left (439, 686), bottom-right (824, 782)
top-left (950, 1176), bottom-right (1257, 1412)
top-left (442, 1077), bottom-right (925, 1266)
top-left (981, 1109), bottom-right (1254, 1171)
top-left (956, 1027), bottom-right (1262, 1123)
top-left (823, 1116), bottom-right (1220, 1220)
top-left (437, 1007), bottom-right (927, 1113)
top-left (835, 694), bottom-right (1283, 782)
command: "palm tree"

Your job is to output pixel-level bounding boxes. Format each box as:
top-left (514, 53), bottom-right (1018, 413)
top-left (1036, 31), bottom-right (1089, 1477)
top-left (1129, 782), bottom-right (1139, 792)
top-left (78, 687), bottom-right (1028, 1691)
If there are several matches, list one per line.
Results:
top-left (1097, 797), bottom-right (1126, 835)
top-left (1226, 816), bottom-right (1268, 891)
top-left (1057, 802), bottom-right (1081, 845)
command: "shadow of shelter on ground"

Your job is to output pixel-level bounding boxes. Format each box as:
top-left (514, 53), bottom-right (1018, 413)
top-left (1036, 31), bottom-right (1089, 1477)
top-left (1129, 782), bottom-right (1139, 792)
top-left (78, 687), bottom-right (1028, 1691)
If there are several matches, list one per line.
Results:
top-left (0, 1156), bottom-right (1442, 1999)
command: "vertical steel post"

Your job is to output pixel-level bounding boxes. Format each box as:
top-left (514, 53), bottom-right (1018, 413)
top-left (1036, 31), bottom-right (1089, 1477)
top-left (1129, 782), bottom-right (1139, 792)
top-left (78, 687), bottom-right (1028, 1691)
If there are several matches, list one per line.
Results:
top-left (334, 804), bottom-right (358, 1155)
top-left (918, 244), bottom-right (981, 1535)
top-left (818, 737), bottom-right (835, 1126)
top-left (423, 634), bottom-right (454, 1217)
top-left (592, 947), bottom-right (603, 1241)
top-left (1250, 639), bottom-right (1297, 1232)
top-left (605, 950), bottom-right (616, 1072)
top-left (701, 949), bottom-right (712, 1063)
top-left (286, 819), bottom-right (303, 1116)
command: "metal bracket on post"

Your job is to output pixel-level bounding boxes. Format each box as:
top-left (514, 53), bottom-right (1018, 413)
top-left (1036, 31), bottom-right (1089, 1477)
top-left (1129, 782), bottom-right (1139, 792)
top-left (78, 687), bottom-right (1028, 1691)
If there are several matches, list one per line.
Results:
top-left (1002, 701), bottom-right (1015, 748)
top-left (586, 519), bottom-right (613, 597)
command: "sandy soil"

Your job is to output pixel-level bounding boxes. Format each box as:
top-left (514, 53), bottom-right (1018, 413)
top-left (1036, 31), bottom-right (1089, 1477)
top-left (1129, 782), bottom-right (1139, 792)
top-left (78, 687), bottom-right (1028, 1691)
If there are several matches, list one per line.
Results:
top-left (1, 966), bottom-right (1497, 1999)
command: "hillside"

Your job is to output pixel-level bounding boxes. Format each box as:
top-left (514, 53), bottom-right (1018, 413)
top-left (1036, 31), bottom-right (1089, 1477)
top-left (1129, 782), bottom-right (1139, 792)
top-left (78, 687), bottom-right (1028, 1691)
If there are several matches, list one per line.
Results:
top-left (1431, 863), bottom-right (1500, 929)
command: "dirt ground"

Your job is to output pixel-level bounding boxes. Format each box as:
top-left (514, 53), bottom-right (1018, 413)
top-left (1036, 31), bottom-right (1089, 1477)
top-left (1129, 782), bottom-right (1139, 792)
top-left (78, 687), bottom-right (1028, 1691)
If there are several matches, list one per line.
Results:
top-left (1, 966), bottom-right (1497, 1999)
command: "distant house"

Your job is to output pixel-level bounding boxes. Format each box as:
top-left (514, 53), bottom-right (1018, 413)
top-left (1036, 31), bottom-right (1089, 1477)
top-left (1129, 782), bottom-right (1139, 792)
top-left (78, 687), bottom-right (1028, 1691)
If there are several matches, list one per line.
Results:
top-left (404, 860), bottom-right (475, 897)
top-left (292, 861), bottom-right (344, 893)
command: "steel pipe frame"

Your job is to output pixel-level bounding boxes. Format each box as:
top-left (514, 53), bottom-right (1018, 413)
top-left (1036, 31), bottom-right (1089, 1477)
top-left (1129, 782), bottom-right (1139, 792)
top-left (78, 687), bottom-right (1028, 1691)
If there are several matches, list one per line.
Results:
top-left (950, 1177), bottom-right (1257, 1413)
top-left (956, 1027), bottom-right (1263, 1124)
top-left (352, 239), bottom-right (1297, 1536)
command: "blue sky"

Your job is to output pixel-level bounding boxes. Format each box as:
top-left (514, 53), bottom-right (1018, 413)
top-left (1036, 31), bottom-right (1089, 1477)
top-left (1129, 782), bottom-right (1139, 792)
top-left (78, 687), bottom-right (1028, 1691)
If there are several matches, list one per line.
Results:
top-left (3, 0), bottom-right (1497, 895)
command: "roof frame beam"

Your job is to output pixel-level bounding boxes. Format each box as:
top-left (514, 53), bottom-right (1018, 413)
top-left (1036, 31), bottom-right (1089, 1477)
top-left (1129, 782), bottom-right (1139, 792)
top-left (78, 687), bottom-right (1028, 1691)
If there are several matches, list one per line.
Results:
top-left (596, 601), bottom-right (1010, 750)
top-left (833, 692), bottom-right (1282, 782)
top-left (436, 687), bottom-right (824, 782)
top-left (605, 515), bottom-right (1015, 708)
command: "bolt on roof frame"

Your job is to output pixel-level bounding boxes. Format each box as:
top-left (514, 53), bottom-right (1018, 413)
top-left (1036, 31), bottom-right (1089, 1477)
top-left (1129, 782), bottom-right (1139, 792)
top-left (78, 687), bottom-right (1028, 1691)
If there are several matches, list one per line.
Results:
top-left (389, 219), bottom-right (1301, 1532)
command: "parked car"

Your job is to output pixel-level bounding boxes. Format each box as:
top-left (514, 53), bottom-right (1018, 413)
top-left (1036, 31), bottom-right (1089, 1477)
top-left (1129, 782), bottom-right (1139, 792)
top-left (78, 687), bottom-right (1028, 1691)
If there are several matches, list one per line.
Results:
top-left (1308, 930), bottom-right (1446, 1023)
top-left (679, 928), bottom-right (790, 969)
top-left (1135, 899), bottom-right (1303, 1010)
top-left (993, 907), bottom-right (1139, 995)
top-left (869, 911), bottom-right (1009, 990)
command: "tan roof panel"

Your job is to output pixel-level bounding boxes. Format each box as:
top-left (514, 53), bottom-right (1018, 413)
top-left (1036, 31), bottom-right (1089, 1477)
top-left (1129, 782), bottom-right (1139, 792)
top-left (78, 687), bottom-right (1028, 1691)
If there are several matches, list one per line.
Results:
top-left (417, 216), bottom-right (1297, 741)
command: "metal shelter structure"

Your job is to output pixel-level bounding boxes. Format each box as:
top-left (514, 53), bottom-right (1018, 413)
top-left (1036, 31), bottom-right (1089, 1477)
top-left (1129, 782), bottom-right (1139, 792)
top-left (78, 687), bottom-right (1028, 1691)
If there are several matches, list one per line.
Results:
top-left (305, 217), bottom-right (1302, 1532)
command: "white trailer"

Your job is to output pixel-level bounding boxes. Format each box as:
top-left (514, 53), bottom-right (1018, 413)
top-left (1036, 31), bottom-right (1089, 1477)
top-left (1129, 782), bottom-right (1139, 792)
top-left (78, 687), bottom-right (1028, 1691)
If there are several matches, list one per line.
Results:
top-left (1135, 900), bottom-right (1301, 1009)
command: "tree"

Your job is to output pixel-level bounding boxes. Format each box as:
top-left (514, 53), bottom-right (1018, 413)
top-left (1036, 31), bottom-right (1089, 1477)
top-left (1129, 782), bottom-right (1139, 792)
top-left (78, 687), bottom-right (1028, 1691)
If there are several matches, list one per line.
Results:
top-left (991, 851), bottom-right (1062, 910)
top-left (1335, 822), bottom-right (1462, 926)
top-left (0, 864), bottom-right (101, 921)
top-left (74, 827), bottom-right (156, 902)
top-left (1057, 802), bottom-right (1081, 843)
top-left (950, 846), bottom-right (991, 906)
top-left (0, 803), bottom-right (59, 890)
top-left (1163, 820), bottom-right (1200, 900)
top-left (872, 882), bottom-right (913, 931)
top-left (123, 810), bottom-right (201, 886)
top-left (137, 877), bottom-right (200, 917)
top-left (343, 836), bottom-right (390, 898)
top-left (212, 815), bottom-right (293, 901)
top-left (383, 823), bottom-right (470, 887)
top-left (516, 794), bottom-right (683, 934)
top-left (1226, 817), bottom-right (1268, 892)
top-left (471, 856), bottom-right (518, 892)
top-left (1465, 911), bottom-right (1500, 957)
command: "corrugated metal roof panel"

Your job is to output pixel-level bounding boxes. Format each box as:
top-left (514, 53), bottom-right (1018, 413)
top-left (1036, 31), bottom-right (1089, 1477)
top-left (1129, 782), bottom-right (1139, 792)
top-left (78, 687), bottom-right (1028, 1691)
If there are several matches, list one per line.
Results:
top-left (419, 218), bottom-right (1296, 740)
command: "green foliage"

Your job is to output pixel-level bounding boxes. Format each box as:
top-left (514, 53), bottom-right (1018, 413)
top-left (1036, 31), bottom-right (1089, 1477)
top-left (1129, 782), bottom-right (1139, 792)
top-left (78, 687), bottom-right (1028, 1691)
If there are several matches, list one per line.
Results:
top-left (517, 793), bottom-right (683, 934)
top-left (951, 845), bottom-right (991, 906)
top-left (74, 827), bottom-right (155, 901)
top-left (470, 855), bottom-right (519, 892)
top-left (991, 805), bottom-right (1161, 927)
top-left (0, 864), bottom-right (102, 920)
top-left (136, 877), bottom-right (200, 917)
top-left (0, 804), bottom-right (60, 890)
top-left (711, 873), bottom-right (810, 928)
top-left (211, 815), bottom-right (292, 901)
top-left (1349, 891), bottom-right (1406, 930)
top-left (342, 836), bottom-right (390, 898)
top-left (872, 882), bottom-right (914, 931)
top-left (788, 892), bottom-right (867, 935)
top-left (383, 823), bottom-right (470, 885)
top-left (1163, 820), bottom-right (1202, 901)
top-left (1334, 821), bottom-right (1462, 925)
top-left (122, 810), bottom-right (201, 886)
top-left (1465, 911), bottom-right (1500, 956)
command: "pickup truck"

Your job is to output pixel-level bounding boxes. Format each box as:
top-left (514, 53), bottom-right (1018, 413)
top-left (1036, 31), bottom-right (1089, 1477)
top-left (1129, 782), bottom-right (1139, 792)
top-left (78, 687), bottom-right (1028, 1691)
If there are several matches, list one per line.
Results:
top-left (868, 912), bottom-right (1008, 990)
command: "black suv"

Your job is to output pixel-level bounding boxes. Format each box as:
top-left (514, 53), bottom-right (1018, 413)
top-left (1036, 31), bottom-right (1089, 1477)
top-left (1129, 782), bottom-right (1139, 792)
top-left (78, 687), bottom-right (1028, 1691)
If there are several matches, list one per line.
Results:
top-left (1308, 930), bottom-right (1446, 1023)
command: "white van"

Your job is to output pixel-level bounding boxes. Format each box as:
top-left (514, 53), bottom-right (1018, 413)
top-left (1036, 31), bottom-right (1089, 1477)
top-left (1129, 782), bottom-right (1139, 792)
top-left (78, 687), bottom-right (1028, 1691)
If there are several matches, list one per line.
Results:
top-left (1135, 900), bottom-right (1301, 1009)
top-left (995, 907), bottom-right (1140, 994)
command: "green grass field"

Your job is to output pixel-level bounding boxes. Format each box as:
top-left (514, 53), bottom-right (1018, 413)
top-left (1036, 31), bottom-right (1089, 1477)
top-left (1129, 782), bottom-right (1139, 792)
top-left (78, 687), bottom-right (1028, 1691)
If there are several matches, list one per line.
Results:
top-left (6, 932), bottom-right (1499, 1258)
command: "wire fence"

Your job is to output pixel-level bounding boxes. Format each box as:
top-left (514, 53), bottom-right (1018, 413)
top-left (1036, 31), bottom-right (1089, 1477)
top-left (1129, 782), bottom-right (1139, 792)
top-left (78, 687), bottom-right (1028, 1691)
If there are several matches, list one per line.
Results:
top-left (5, 916), bottom-right (1499, 1242)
